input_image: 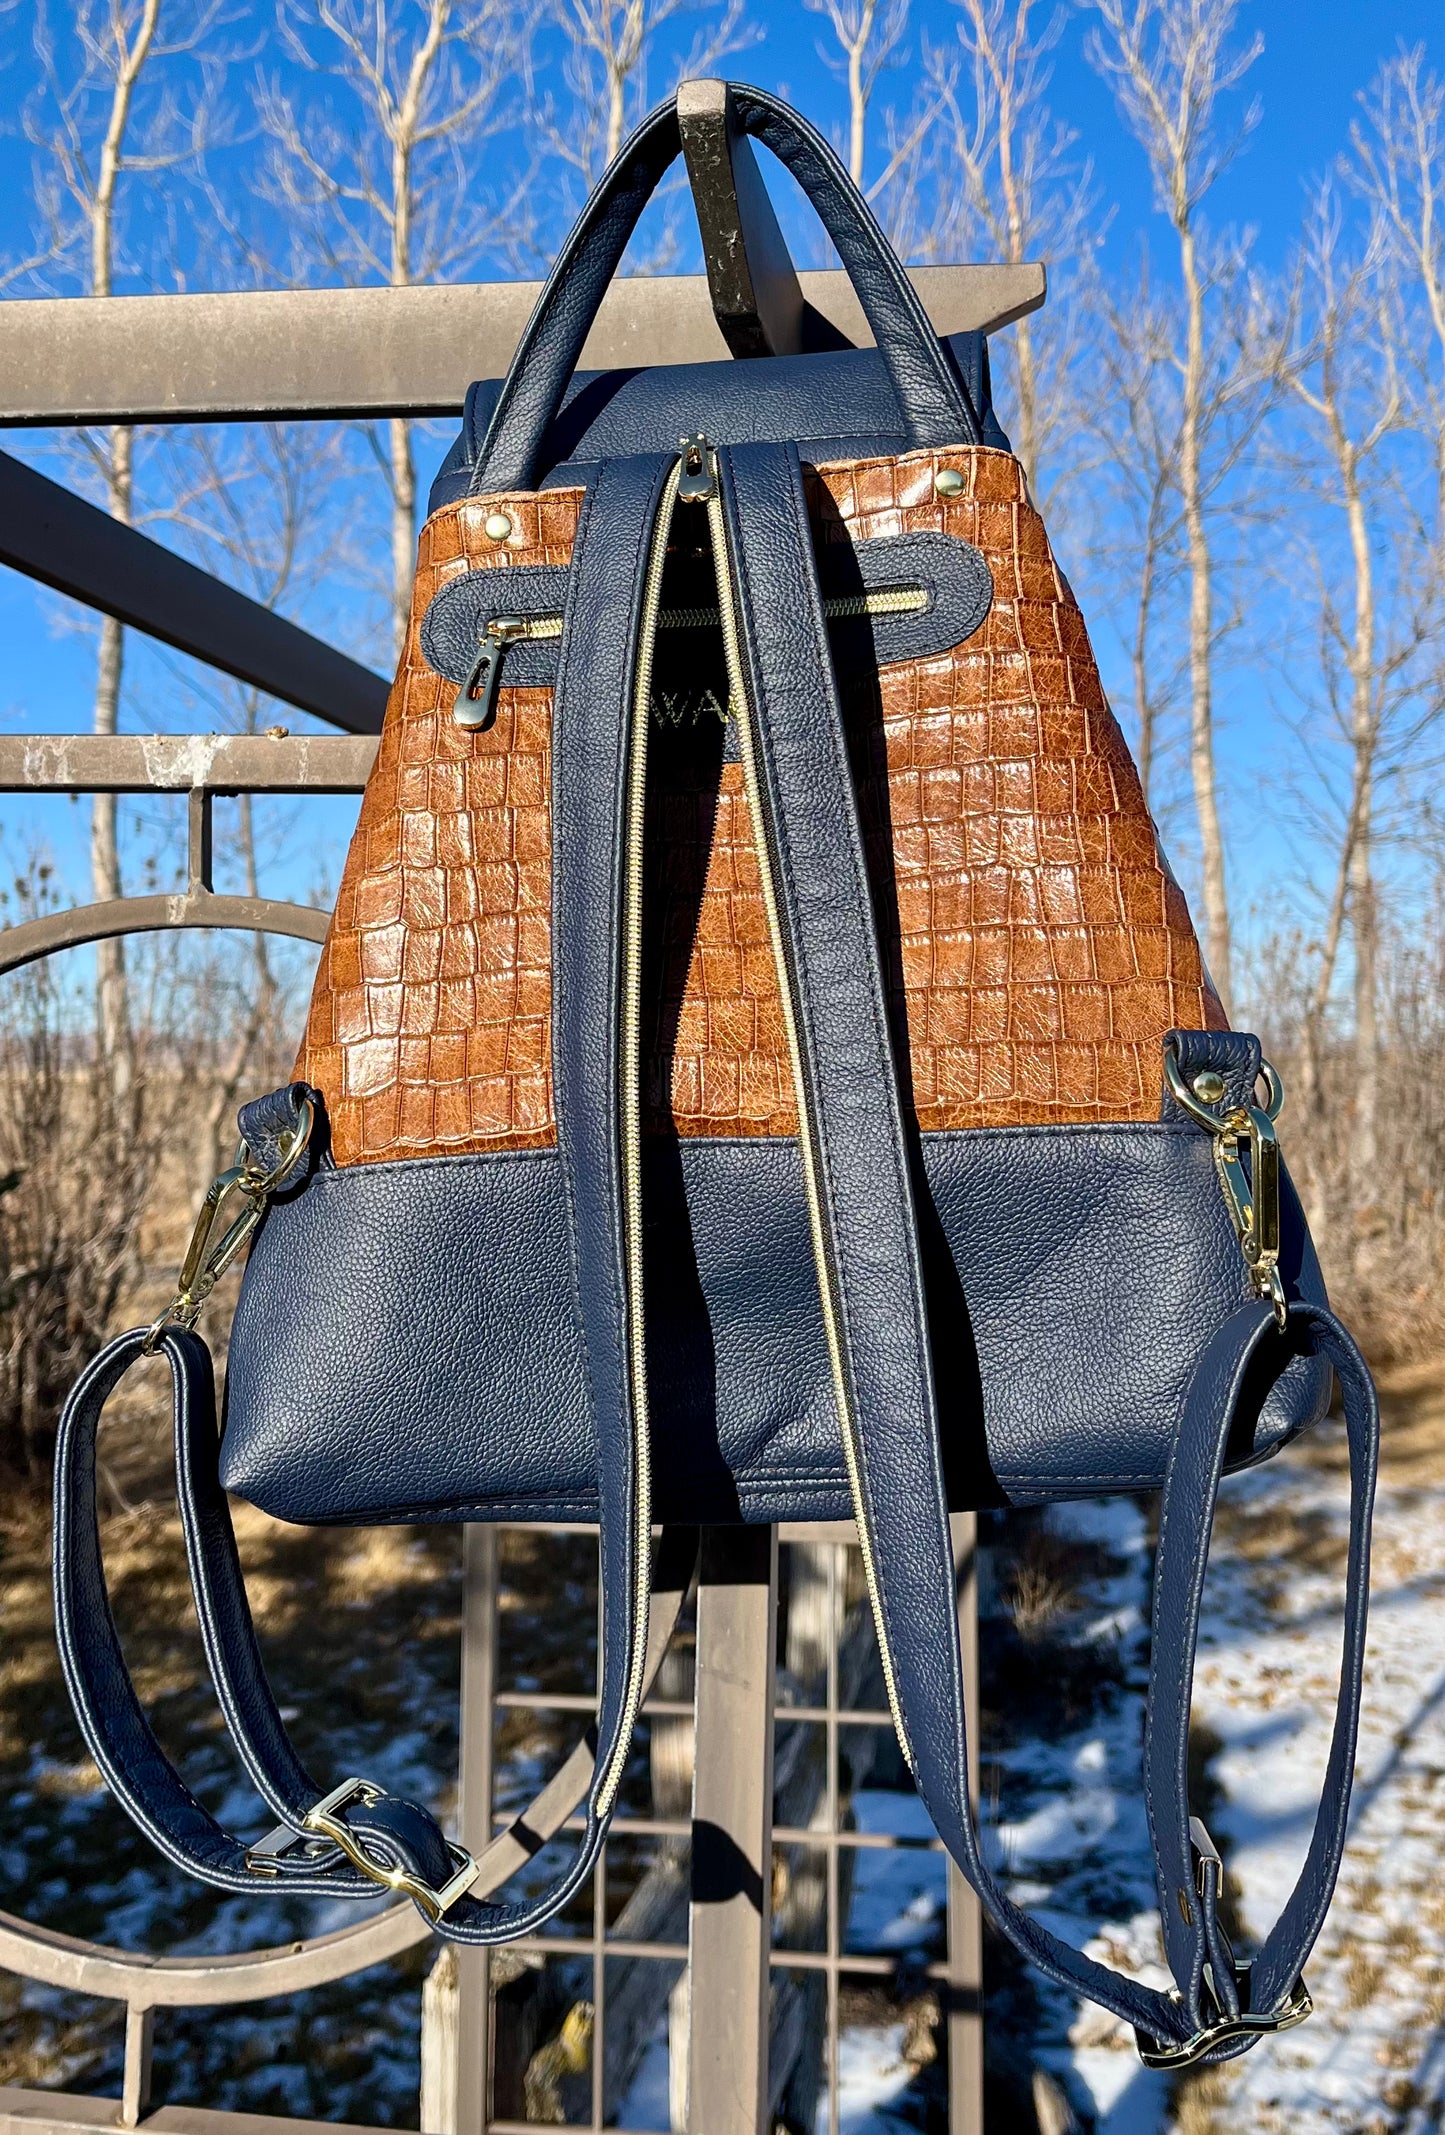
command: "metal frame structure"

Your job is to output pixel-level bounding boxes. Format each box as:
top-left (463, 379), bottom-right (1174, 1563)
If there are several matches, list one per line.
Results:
top-left (0, 81), bottom-right (1032, 2134)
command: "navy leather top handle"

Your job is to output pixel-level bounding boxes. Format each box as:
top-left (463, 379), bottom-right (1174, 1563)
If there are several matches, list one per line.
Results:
top-left (716, 439), bottom-right (1379, 2060)
top-left (470, 84), bottom-right (981, 495)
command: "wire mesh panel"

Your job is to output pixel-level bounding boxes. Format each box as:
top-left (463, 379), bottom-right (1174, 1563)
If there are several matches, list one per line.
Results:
top-left (466, 1524), bottom-right (982, 2135)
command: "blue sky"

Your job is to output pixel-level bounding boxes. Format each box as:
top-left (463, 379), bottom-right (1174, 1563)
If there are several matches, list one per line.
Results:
top-left (1, 0), bottom-right (1442, 967)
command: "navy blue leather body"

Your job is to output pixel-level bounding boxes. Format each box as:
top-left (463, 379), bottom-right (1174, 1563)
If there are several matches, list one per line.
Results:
top-left (220, 1121), bottom-right (1331, 1526)
top-left (427, 331), bottom-right (1010, 504)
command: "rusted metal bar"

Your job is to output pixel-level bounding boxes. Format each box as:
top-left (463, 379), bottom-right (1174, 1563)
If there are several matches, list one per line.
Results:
top-left (0, 2092), bottom-right (392, 2135)
top-left (455, 1526), bottom-right (500, 2135)
top-left (686, 1526), bottom-right (778, 2135)
top-left (0, 452), bottom-right (388, 733)
top-left (0, 1904), bottom-right (429, 2010)
top-left (0, 893), bottom-right (330, 977)
top-left (0, 267), bottom-right (1046, 426)
top-left (0, 732), bottom-right (378, 793)
top-left (187, 788), bottom-right (213, 895)
top-left (0, 731), bottom-right (376, 976)
top-left (678, 80), bottom-right (809, 359)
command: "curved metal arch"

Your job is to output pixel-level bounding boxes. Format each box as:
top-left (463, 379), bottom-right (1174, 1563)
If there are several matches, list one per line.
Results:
top-left (0, 893), bottom-right (330, 979)
top-left (0, 1602), bottom-right (683, 2008)
top-left (0, 1898), bottom-right (428, 2009)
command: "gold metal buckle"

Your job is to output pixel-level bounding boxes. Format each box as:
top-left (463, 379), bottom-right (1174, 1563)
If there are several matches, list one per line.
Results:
top-left (246, 1777), bottom-right (479, 1924)
top-left (1135, 1964), bottom-right (1313, 2069)
top-left (1164, 1049), bottom-right (1288, 1328)
top-left (143, 1097), bottom-right (315, 1351)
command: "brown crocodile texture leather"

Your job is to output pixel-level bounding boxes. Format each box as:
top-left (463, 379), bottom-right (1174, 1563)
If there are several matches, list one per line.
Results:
top-left (299, 448), bottom-right (1224, 1166)
top-left (296, 489), bottom-right (580, 1165)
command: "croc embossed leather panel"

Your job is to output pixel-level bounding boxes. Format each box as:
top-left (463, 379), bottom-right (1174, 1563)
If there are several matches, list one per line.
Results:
top-left (298, 446), bottom-right (1224, 1167)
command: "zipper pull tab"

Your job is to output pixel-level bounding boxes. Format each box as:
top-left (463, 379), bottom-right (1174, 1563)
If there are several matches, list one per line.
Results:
top-left (677, 433), bottom-right (716, 504)
top-left (455, 615), bottom-right (525, 731)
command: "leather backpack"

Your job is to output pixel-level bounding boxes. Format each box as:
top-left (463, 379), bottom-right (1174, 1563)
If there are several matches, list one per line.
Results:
top-left (53, 85), bottom-right (1378, 2071)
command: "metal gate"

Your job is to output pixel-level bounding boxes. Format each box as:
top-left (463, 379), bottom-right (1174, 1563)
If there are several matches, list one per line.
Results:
top-left (0, 80), bottom-right (1044, 2135)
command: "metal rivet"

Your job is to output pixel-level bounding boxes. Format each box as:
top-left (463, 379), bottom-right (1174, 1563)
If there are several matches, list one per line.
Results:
top-left (484, 510), bottom-right (514, 543)
top-left (934, 467), bottom-right (965, 499)
top-left (1192, 1070), bottom-right (1227, 1103)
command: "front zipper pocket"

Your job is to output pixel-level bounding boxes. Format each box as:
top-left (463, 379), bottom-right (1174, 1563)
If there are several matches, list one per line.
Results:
top-left (446, 586), bottom-right (932, 730)
top-left (419, 502), bottom-right (991, 728)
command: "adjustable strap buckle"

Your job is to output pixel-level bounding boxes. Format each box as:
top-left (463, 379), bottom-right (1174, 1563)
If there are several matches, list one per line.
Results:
top-left (1135, 1963), bottom-right (1313, 2070)
top-left (246, 1776), bottom-right (479, 1924)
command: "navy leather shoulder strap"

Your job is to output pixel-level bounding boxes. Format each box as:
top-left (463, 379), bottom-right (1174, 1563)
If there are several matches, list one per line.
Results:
top-left (52, 454), bottom-right (684, 1944)
top-left (53, 1320), bottom-right (698, 1931)
top-left (716, 438), bottom-right (1378, 2058)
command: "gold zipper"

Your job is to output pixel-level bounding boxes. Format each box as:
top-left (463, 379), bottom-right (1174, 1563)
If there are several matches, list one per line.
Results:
top-left (468, 445), bottom-right (915, 1778)
top-left (452, 591), bottom-right (926, 726)
top-left (599, 456), bottom-right (682, 1816)
top-left (690, 439), bottom-right (915, 1763)
top-left (656, 586), bottom-right (927, 632)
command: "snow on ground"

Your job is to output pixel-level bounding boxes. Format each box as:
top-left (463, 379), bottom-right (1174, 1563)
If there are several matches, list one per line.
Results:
top-left (819, 1369), bottom-right (1445, 2135)
top-left (826, 2024), bottom-right (918, 2134)
top-left (982, 1496), bottom-right (1179, 2133)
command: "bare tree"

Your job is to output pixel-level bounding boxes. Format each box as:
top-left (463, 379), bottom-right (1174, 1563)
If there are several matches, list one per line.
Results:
top-left (24, 0), bottom-right (221, 1089)
top-left (1085, 259), bottom-right (1186, 813)
top-left (1279, 201), bottom-right (1411, 1178)
top-left (1086, 0), bottom-right (1269, 1015)
top-left (258, 0), bottom-right (531, 654)
top-left (1352, 49), bottom-right (1445, 530)
top-left (911, 0), bottom-right (1096, 509)
top-left (804, 0), bottom-right (909, 187)
top-left (538, 0), bottom-right (752, 211)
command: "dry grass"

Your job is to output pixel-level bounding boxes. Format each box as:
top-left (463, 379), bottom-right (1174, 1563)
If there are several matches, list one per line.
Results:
top-left (1345, 1948), bottom-right (1387, 2008)
top-left (1170, 2064), bottom-right (1233, 2135)
top-left (1003, 1527), bottom-right (1096, 1641)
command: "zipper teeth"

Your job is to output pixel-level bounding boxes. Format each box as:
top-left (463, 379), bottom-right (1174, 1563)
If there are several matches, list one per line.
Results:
top-left (599, 457), bottom-right (682, 1818)
top-left (701, 465), bottom-right (914, 1764)
top-left (658, 587), bottom-right (927, 631)
top-left (488, 585), bottom-right (927, 645)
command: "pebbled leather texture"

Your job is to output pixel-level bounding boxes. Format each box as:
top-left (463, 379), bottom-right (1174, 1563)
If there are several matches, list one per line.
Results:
top-left (1143, 1302), bottom-right (1378, 2036)
top-left (54, 1319), bottom-right (700, 1945)
top-left (420, 561), bottom-right (571, 693)
top-left (220, 1111), bottom-right (1331, 1525)
top-left (427, 331), bottom-right (1011, 508)
top-left (303, 444), bottom-right (1223, 1156)
top-left (1161, 1026), bottom-right (1261, 1118)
